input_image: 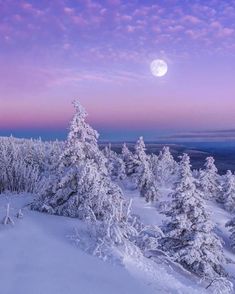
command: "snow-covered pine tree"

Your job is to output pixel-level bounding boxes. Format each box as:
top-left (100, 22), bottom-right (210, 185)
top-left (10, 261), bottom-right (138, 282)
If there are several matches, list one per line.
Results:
top-left (122, 137), bottom-right (148, 182)
top-left (103, 144), bottom-right (125, 181)
top-left (138, 159), bottom-right (159, 202)
top-left (218, 170), bottom-right (235, 212)
top-left (161, 153), bottom-right (227, 280)
top-left (132, 137), bottom-right (159, 202)
top-left (31, 100), bottom-right (135, 247)
top-left (149, 153), bottom-right (158, 173)
top-left (121, 143), bottom-right (136, 177)
top-left (135, 136), bottom-right (147, 161)
top-left (154, 146), bottom-right (177, 187)
top-left (198, 156), bottom-right (220, 199)
top-left (226, 217), bottom-right (235, 250)
top-left (132, 136), bottom-right (148, 185)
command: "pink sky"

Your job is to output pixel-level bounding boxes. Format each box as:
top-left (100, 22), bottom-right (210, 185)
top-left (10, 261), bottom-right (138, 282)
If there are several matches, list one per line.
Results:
top-left (0, 0), bottom-right (235, 140)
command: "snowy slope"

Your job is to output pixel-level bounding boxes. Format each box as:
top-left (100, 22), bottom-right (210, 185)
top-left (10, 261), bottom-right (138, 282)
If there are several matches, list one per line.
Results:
top-left (0, 193), bottom-right (209, 294)
top-left (0, 194), bottom-right (155, 294)
top-left (2, 190), bottom-right (234, 294)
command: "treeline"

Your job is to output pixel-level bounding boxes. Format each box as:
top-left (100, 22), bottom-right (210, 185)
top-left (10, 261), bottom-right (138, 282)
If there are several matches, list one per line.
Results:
top-left (0, 136), bottom-right (63, 193)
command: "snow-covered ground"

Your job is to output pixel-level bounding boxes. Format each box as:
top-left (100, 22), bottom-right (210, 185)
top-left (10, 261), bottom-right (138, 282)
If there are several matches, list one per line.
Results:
top-left (0, 191), bottom-right (216, 294)
top-left (0, 193), bottom-right (157, 294)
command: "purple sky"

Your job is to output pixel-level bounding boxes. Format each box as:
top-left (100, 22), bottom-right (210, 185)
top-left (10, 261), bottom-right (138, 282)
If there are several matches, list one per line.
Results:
top-left (1, 0), bottom-right (235, 140)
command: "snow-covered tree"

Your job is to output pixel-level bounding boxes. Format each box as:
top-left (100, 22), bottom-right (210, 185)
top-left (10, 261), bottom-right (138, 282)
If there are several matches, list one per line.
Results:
top-left (132, 137), bottom-right (148, 184)
top-left (0, 135), bottom-right (63, 194)
top-left (198, 156), bottom-right (220, 199)
top-left (161, 154), bottom-right (227, 280)
top-left (122, 137), bottom-right (148, 181)
top-left (31, 100), bottom-right (135, 247)
top-left (153, 146), bottom-right (178, 187)
top-left (138, 159), bottom-right (159, 202)
top-left (149, 153), bottom-right (158, 173)
top-left (218, 170), bottom-right (235, 212)
top-left (128, 137), bottom-right (159, 202)
top-left (2, 203), bottom-right (14, 225)
top-left (136, 224), bottom-right (164, 254)
top-left (135, 136), bottom-right (148, 162)
top-left (121, 143), bottom-right (136, 177)
top-left (16, 209), bottom-right (24, 219)
top-left (42, 140), bottom-right (63, 173)
top-left (0, 137), bottom-right (40, 193)
top-left (226, 217), bottom-right (235, 250)
top-left (103, 144), bottom-right (125, 181)
top-left (206, 277), bottom-right (233, 294)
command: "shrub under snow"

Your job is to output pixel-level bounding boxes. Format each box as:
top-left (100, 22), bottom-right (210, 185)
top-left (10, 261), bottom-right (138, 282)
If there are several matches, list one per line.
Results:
top-left (0, 136), bottom-right (63, 194)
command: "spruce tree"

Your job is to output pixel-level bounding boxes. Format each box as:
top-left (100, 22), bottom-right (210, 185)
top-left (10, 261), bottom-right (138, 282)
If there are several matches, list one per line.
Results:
top-left (154, 146), bottom-right (177, 186)
top-left (32, 100), bottom-right (133, 245)
top-left (134, 137), bottom-right (159, 202)
top-left (221, 171), bottom-right (235, 212)
top-left (121, 138), bottom-right (158, 202)
top-left (198, 157), bottom-right (220, 199)
top-left (103, 144), bottom-right (125, 181)
top-left (226, 217), bottom-right (235, 250)
top-left (122, 138), bottom-right (147, 183)
top-left (138, 159), bottom-right (159, 202)
top-left (121, 143), bottom-right (136, 177)
top-left (161, 154), bottom-right (227, 280)
top-left (123, 137), bottom-right (148, 182)
top-left (132, 136), bottom-right (148, 185)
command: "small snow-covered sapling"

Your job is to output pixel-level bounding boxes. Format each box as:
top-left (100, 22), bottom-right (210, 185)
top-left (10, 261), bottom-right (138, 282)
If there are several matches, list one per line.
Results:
top-left (16, 209), bottom-right (24, 219)
top-left (2, 203), bottom-right (14, 225)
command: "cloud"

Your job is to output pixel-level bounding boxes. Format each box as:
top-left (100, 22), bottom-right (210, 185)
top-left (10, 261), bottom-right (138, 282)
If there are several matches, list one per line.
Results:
top-left (182, 15), bottom-right (201, 25)
top-left (107, 0), bottom-right (121, 6)
top-left (126, 25), bottom-right (135, 33)
top-left (161, 130), bottom-right (235, 142)
top-left (1, 0), bottom-right (235, 59)
top-left (0, 63), bottom-right (148, 92)
top-left (218, 27), bottom-right (234, 37)
top-left (71, 15), bottom-right (87, 26)
top-left (20, 1), bottom-right (44, 16)
top-left (64, 7), bottom-right (75, 14)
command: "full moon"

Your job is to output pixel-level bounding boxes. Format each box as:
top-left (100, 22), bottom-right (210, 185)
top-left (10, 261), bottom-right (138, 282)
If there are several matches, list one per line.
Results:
top-left (150, 59), bottom-right (168, 77)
